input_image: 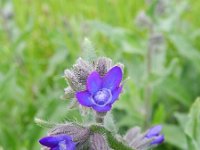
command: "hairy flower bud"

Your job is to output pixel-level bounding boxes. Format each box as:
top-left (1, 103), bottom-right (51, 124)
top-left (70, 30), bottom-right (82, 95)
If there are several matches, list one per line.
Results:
top-left (124, 125), bottom-right (164, 150)
top-left (145, 0), bottom-right (167, 16)
top-left (2, 3), bottom-right (13, 20)
top-left (155, 0), bottom-right (166, 15)
top-left (135, 11), bottom-right (152, 29)
top-left (73, 57), bottom-right (93, 84)
top-left (64, 69), bottom-right (85, 91)
top-left (49, 123), bottom-right (90, 143)
top-left (63, 87), bottom-right (75, 99)
top-left (124, 126), bottom-right (141, 144)
top-left (95, 57), bottom-right (112, 76)
top-left (89, 133), bottom-right (109, 150)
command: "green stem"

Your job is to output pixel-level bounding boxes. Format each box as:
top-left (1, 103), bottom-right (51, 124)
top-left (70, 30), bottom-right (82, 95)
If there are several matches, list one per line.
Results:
top-left (34, 118), bottom-right (57, 128)
top-left (90, 125), bottom-right (133, 150)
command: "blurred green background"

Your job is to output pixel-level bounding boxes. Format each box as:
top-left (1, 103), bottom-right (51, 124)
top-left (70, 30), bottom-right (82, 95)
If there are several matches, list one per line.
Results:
top-left (0, 0), bottom-right (200, 149)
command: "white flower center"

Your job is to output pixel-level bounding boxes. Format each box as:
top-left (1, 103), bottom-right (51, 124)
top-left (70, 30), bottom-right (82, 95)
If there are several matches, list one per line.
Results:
top-left (59, 140), bottom-right (67, 150)
top-left (93, 88), bottom-right (112, 106)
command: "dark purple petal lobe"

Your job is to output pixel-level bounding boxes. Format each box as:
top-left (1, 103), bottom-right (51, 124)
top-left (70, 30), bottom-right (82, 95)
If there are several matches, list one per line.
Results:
top-left (76, 91), bottom-right (93, 107)
top-left (103, 66), bottom-right (122, 91)
top-left (87, 71), bottom-right (102, 94)
top-left (39, 135), bottom-right (66, 148)
top-left (151, 134), bottom-right (164, 145)
top-left (66, 141), bottom-right (76, 150)
top-left (51, 147), bottom-right (60, 150)
top-left (146, 125), bottom-right (162, 138)
top-left (92, 105), bottom-right (112, 112)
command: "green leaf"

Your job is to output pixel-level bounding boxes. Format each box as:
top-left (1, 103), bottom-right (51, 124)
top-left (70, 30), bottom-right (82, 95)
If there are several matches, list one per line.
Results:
top-left (175, 97), bottom-right (200, 150)
top-left (163, 124), bottom-right (187, 149)
top-left (169, 35), bottom-right (200, 73)
top-left (184, 97), bottom-right (200, 148)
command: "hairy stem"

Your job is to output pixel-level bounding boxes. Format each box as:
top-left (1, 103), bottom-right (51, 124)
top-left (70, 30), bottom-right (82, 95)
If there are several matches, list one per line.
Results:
top-left (34, 118), bottom-right (57, 128)
top-left (95, 112), bottom-right (106, 125)
top-left (144, 31), bottom-right (154, 128)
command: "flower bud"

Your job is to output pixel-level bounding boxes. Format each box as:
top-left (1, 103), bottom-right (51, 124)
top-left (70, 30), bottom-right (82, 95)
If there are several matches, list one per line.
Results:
top-left (124, 125), bottom-right (164, 150)
top-left (124, 126), bottom-right (141, 143)
top-left (95, 57), bottom-right (112, 76)
top-left (155, 0), bottom-right (166, 15)
top-left (73, 57), bottom-right (93, 84)
top-left (49, 123), bottom-right (90, 143)
top-left (64, 69), bottom-right (85, 91)
top-left (135, 11), bottom-right (152, 29)
top-left (63, 87), bottom-right (75, 99)
top-left (89, 133), bottom-right (109, 150)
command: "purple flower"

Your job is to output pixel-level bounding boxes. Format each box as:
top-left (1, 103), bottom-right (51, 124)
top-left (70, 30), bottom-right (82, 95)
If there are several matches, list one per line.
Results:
top-left (145, 125), bottom-right (164, 145)
top-left (76, 66), bottom-right (123, 112)
top-left (39, 134), bottom-right (76, 150)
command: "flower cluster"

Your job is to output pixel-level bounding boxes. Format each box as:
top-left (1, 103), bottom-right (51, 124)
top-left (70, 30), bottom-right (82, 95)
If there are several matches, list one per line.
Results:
top-left (38, 56), bottom-right (164, 150)
top-left (63, 57), bottom-right (114, 100)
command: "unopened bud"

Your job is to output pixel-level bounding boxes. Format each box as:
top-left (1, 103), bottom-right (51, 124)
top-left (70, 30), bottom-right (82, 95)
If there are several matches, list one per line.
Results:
top-left (49, 123), bottom-right (90, 143)
top-left (89, 133), bottom-right (109, 150)
top-left (64, 69), bottom-right (84, 91)
top-left (124, 126), bottom-right (141, 144)
top-left (135, 11), bottom-right (152, 29)
top-left (73, 57), bottom-right (93, 84)
top-left (156, 0), bottom-right (166, 15)
top-left (124, 125), bottom-right (164, 150)
top-left (63, 87), bottom-right (75, 99)
top-left (95, 57), bottom-right (112, 76)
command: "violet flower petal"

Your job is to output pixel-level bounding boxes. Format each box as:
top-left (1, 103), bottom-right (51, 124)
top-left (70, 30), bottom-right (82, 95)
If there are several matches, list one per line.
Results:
top-left (151, 134), bottom-right (164, 145)
top-left (66, 141), bottom-right (76, 150)
top-left (76, 91), bottom-right (93, 107)
top-left (87, 71), bottom-right (102, 94)
top-left (103, 66), bottom-right (122, 91)
top-left (92, 104), bottom-right (112, 112)
top-left (146, 125), bottom-right (162, 138)
top-left (39, 134), bottom-right (70, 148)
top-left (51, 147), bottom-right (60, 150)
top-left (110, 86), bottom-right (122, 104)
top-left (58, 140), bottom-right (76, 150)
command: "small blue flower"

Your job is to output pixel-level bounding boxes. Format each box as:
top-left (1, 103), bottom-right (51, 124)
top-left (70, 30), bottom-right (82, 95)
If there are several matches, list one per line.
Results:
top-left (39, 134), bottom-right (76, 150)
top-left (76, 66), bottom-right (123, 112)
top-left (145, 125), bottom-right (164, 145)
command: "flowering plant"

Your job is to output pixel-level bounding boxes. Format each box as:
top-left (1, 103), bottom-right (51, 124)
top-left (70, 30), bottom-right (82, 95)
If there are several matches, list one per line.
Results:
top-left (36, 39), bottom-right (164, 150)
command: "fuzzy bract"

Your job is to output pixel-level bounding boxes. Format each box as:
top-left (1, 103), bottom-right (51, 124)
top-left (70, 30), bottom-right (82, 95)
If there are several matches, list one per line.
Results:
top-left (39, 134), bottom-right (76, 150)
top-left (76, 66), bottom-right (123, 112)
